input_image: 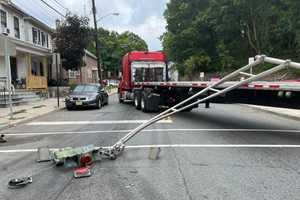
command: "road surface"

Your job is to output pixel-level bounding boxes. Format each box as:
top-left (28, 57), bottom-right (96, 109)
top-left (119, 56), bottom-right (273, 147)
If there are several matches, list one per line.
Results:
top-left (1, 94), bottom-right (300, 200)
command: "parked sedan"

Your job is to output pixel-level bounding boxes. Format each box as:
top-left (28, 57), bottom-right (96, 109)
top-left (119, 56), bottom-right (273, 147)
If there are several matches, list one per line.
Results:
top-left (65, 84), bottom-right (108, 110)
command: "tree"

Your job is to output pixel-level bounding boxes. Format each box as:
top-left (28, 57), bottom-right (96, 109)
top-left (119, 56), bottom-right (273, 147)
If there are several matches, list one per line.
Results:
top-left (88, 29), bottom-right (148, 77)
top-left (55, 14), bottom-right (91, 71)
top-left (163, 0), bottom-right (300, 77)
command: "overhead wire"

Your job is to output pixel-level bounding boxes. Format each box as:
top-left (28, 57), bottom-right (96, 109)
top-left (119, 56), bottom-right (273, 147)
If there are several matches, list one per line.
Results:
top-left (40, 0), bottom-right (66, 18)
top-left (49, 0), bottom-right (69, 12)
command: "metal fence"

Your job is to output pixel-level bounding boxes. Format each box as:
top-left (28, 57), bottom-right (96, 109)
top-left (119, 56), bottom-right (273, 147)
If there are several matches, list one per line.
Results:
top-left (0, 76), bottom-right (8, 105)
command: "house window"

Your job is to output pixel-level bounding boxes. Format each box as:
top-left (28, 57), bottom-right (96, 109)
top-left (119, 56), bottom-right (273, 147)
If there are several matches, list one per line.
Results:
top-left (68, 70), bottom-right (79, 79)
top-left (14, 17), bottom-right (20, 38)
top-left (32, 27), bottom-right (38, 44)
top-left (46, 34), bottom-right (49, 48)
top-left (41, 32), bottom-right (48, 47)
top-left (0, 10), bottom-right (7, 28)
top-left (38, 30), bottom-right (41, 45)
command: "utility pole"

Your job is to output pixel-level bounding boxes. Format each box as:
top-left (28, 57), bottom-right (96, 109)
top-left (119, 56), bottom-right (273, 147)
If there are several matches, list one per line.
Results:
top-left (92, 0), bottom-right (102, 83)
top-left (4, 37), bottom-right (13, 119)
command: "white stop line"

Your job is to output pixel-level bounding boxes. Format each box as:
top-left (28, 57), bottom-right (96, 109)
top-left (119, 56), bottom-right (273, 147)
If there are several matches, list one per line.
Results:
top-left (1, 144), bottom-right (300, 153)
top-left (27, 119), bottom-right (173, 126)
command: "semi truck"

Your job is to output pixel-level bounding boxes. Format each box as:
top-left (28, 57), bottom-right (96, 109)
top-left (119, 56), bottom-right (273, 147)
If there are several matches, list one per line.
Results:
top-left (118, 51), bottom-right (300, 112)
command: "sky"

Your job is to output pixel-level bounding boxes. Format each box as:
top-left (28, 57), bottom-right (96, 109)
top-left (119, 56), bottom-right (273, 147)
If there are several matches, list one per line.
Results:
top-left (12, 0), bottom-right (169, 50)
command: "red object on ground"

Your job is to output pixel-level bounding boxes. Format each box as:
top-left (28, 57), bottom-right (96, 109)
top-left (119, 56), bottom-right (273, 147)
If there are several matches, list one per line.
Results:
top-left (80, 153), bottom-right (93, 166)
top-left (73, 167), bottom-right (92, 178)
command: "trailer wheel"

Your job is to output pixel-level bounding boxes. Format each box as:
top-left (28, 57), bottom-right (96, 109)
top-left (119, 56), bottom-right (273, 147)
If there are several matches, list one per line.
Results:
top-left (134, 92), bottom-right (141, 110)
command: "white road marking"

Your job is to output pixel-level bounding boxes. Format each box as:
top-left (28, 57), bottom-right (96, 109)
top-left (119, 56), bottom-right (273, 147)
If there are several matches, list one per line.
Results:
top-left (3, 128), bottom-right (300, 137)
top-left (27, 119), bottom-right (173, 126)
top-left (124, 144), bottom-right (300, 149)
top-left (1, 144), bottom-right (300, 153)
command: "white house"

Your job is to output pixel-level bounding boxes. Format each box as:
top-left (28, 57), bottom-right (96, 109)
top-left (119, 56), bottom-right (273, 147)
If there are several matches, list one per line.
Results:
top-left (0, 0), bottom-right (53, 90)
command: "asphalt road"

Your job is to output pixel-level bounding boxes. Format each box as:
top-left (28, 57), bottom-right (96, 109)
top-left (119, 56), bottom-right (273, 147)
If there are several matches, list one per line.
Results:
top-left (1, 94), bottom-right (300, 200)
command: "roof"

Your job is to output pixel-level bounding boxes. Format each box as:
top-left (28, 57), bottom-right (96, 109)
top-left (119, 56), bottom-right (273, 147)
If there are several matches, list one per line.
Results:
top-left (84, 49), bottom-right (97, 60)
top-left (1, 0), bottom-right (54, 33)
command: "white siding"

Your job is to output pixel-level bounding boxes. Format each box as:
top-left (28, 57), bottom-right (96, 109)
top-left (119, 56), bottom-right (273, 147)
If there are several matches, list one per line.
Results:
top-left (0, 4), bottom-right (52, 50)
top-left (0, 56), bottom-right (5, 76)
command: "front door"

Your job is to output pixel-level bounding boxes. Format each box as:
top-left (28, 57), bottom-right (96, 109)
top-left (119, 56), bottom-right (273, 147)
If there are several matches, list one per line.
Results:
top-left (10, 57), bottom-right (17, 86)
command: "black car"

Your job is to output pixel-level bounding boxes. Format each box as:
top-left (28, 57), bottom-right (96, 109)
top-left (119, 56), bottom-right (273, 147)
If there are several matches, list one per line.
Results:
top-left (65, 84), bottom-right (109, 110)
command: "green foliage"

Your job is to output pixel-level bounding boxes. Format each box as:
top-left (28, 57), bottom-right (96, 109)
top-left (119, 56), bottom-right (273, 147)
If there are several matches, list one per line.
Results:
top-left (55, 14), bottom-right (91, 71)
top-left (183, 52), bottom-right (211, 77)
top-left (88, 29), bottom-right (148, 75)
top-left (163, 0), bottom-right (300, 76)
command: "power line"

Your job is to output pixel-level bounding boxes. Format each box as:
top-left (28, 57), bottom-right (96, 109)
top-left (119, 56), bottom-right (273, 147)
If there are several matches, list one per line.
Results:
top-left (50, 0), bottom-right (69, 12)
top-left (40, 0), bottom-right (66, 18)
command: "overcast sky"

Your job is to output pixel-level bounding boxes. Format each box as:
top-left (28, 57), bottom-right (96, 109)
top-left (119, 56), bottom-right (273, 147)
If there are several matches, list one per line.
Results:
top-left (12, 0), bottom-right (169, 50)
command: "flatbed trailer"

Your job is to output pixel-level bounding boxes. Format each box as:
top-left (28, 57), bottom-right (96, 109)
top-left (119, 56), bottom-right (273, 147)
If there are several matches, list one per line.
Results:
top-left (118, 52), bottom-right (300, 112)
top-left (134, 80), bottom-right (300, 91)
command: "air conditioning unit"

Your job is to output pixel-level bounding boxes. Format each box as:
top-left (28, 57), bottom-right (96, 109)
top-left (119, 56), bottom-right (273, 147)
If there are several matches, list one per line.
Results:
top-left (1, 27), bottom-right (10, 36)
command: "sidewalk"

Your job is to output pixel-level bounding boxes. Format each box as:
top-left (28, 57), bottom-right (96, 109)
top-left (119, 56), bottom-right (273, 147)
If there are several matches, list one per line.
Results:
top-left (0, 88), bottom-right (118, 130)
top-left (0, 98), bottom-right (65, 130)
top-left (242, 104), bottom-right (300, 120)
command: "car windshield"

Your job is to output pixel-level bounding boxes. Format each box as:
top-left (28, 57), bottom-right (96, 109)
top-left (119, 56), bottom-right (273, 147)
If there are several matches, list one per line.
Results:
top-left (73, 85), bottom-right (98, 93)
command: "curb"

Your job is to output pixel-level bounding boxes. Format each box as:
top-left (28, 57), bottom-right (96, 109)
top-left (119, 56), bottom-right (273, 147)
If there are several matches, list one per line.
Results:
top-left (241, 104), bottom-right (300, 121)
top-left (0, 106), bottom-right (65, 132)
top-left (0, 93), bottom-right (117, 131)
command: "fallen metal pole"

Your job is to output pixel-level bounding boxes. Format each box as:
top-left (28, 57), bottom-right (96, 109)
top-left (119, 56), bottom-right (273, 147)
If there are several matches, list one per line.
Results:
top-left (112, 56), bottom-right (265, 148)
top-left (107, 55), bottom-right (296, 156)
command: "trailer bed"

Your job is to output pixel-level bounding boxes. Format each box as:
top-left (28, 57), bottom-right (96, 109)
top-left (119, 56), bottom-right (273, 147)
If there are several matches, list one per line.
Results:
top-left (135, 81), bottom-right (300, 92)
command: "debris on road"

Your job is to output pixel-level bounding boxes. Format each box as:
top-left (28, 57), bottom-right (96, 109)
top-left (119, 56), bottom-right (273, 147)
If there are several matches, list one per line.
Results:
top-left (8, 177), bottom-right (32, 189)
top-left (52, 145), bottom-right (97, 168)
top-left (129, 169), bottom-right (138, 174)
top-left (148, 147), bottom-right (161, 160)
top-left (125, 183), bottom-right (135, 189)
top-left (73, 167), bottom-right (92, 178)
top-left (36, 147), bottom-right (52, 162)
top-left (0, 134), bottom-right (7, 143)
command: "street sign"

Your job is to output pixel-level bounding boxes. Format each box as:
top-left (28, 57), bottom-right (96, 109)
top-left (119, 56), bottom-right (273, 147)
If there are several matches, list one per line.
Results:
top-left (52, 53), bottom-right (61, 66)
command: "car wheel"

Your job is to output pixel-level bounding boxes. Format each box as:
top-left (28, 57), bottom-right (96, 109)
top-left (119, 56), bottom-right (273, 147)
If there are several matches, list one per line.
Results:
top-left (97, 98), bottom-right (102, 109)
top-left (118, 93), bottom-right (124, 103)
top-left (66, 106), bottom-right (73, 111)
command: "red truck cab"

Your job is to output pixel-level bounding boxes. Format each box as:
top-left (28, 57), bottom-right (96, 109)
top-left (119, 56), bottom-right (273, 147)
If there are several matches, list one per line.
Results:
top-left (119, 51), bottom-right (168, 102)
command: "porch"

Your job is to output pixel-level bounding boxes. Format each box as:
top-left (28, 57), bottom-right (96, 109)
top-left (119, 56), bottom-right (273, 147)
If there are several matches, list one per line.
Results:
top-left (9, 52), bottom-right (49, 90)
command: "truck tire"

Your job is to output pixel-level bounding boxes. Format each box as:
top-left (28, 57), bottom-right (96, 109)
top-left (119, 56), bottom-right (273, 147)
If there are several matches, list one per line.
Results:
top-left (141, 93), bottom-right (149, 112)
top-left (134, 92), bottom-right (141, 110)
top-left (141, 91), bottom-right (160, 113)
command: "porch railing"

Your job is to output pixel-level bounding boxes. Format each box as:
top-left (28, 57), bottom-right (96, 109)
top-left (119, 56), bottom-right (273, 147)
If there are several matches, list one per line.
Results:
top-left (27, 76), bottom-right (48, 89)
